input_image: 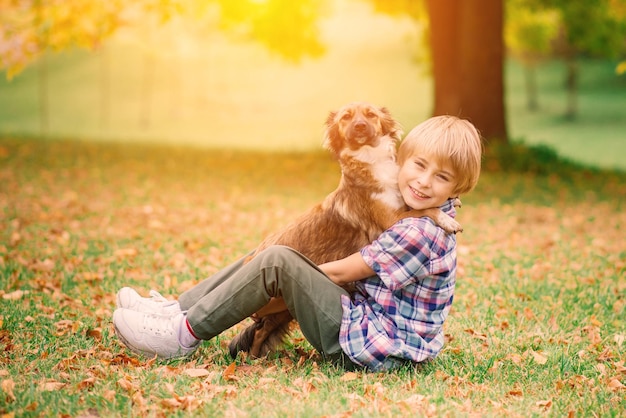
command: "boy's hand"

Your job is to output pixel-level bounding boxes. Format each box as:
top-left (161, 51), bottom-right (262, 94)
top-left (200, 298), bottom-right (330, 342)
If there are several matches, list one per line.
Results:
top-left (319, 252), bottom-right (374, 286)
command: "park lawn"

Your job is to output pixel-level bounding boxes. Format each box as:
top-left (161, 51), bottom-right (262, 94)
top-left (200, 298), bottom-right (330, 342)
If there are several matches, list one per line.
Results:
top-left (0, 138), bottom-right (625, 417)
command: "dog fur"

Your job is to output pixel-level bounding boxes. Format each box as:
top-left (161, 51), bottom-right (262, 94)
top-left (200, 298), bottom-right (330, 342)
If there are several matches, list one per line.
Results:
top-left (228, 102), bottom-right (461, 359)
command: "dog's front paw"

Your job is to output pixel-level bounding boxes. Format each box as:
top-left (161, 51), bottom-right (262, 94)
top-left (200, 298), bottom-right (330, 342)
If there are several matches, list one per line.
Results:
top-left (438, 213), bottom-right (463, 234)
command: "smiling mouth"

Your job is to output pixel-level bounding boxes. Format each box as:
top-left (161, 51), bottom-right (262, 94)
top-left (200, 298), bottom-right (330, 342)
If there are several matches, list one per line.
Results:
top-left (410, 186), bottom-right (429, 199)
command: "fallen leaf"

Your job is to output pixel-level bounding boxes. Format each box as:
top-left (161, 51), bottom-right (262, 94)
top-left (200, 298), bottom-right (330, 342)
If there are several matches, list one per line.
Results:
top-left (222, 362), bottom-right (237, 381)
top-left (340, 372), bottom-right (359, 382)
top-left (76, 377), bottom-right (96, 390)
top-left (1, 379), bottom-right (16, 402)
top-left (536, 399), bottom-right (552, 410)
top-left (3, 290), bottom-right (29, 300)
top-left (114, 248), bottom-right (138, 257)
top-left (184, 368), bottom-right (210, 378)
top-left (86, 328), bottom-right (102, 340)
top-left (530, 350), bottom-right (548, 365)
top-left (41, 381), bottom-right (67, 391)
top-left (607, 377), bottom-right (625, 391)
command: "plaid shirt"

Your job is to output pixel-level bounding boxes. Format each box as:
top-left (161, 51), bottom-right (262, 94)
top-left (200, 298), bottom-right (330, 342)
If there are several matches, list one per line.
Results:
top-left (338, 199), bottom-right (457, 371)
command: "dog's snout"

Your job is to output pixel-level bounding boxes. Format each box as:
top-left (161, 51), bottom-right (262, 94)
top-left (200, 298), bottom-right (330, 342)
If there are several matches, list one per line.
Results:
top-left (354, 120), bottom-right (367, 131)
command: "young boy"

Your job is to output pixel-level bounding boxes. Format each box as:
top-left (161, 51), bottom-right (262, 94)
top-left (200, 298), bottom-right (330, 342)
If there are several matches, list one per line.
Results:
top-left (113, 115), bottom-right (482, 372)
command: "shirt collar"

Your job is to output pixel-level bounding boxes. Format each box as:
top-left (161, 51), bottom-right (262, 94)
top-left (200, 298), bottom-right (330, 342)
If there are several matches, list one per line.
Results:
top-left (441, 198), bottom-right (458, 218)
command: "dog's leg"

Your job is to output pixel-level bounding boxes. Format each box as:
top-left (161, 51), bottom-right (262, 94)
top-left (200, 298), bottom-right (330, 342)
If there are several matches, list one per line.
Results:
top-left (249, 311), bottom-right (294, 358)
top-left (254, 297), bottom-right (288, 318)
top-left (228, 321), bottom-right (261, 359)
top-left (228, 310), bottom-right (294, 358)
top-left (400, 207), bottom-right (463, 233)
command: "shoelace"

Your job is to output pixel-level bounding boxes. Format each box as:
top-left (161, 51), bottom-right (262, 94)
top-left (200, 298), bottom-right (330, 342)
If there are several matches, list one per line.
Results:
top-left (142, 312), bottom-right (177, 336)
top-left (148, 290), bottom-right (178, 307)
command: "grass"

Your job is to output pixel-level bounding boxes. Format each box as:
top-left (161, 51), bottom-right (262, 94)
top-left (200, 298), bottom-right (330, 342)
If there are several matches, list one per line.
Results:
top-left (1, 138), bottom-right (625, 416)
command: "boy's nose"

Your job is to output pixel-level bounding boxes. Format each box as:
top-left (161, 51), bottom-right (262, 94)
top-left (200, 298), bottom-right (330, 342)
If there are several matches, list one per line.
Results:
top-left (417, 173), bottom-right (432, 187)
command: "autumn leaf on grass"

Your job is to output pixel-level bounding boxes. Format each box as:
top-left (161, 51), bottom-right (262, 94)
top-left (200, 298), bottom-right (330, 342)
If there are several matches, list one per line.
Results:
top-left (2, 290), bottom-right (29, 300)
top-left (536, 399), bottom-right (552, 410)
top-left (529, 350), bottom-right (548, 365)
top-left (76, 377), bottom-right (96, 391)
top-left (607, 377), bottom-right (625, 391)
top-left (222, 362), bottom-right (238, 381)
top-left (340, 371), bottom-right (359, 382)
top-left (114, 248), bottom-right (138, 258)
top-left (41, 380), bottom-right (67, 391)
top-left (183, 368), bottom-right (211, 378)
top-left (2, 379), bottom-right (16, 402)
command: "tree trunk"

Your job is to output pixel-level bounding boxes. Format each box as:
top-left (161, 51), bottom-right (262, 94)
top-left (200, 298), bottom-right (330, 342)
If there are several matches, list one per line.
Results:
top-left (524, 64), bottom-right (538, 111)
top-left (38, 54), bottom-right (49, 138)
top-left (426, 0), bottom-right (508, 142)
top-left (100, 47), bottom-right (110, 131)
top-left (564, 58), bottom-right (578, 120)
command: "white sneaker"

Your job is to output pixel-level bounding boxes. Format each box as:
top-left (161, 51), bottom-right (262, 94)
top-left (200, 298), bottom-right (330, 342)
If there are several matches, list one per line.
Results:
top-left (113, 308), bottom-right (198, 359)
top-left (116, 287), bottom-right (182, 315)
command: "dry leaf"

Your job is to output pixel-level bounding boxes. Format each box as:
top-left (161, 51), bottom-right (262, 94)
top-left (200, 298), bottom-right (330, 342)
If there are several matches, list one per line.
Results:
top-left (76, 377), bottom-right (96, 390)
top-left (2, 290), bottom-right (29, 300)
top-left (530, 350), bottom-right (548, 365)
top-left (536, 399), bottom-right (552, 409)
top-left (607, 377), bottom-right (625, 391)
top-left (114, 248), bottom-right (138, 257)
top-left (184, 368), bottom-right (211, 378)
top-left (1, 379), bottom-right (16, 402)
top-left (340, 372), bottom-right (359, 382)
top-left (117, 378), bottom-right (136, 392)
top-left (222, 362), bottom-right (237, 381)
top-left (41, 381), bottom-right (67, 391)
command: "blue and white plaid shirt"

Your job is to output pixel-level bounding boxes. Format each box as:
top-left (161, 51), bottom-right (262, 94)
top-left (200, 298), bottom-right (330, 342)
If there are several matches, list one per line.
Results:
top-left (338, 198), bottom-right (457, 371)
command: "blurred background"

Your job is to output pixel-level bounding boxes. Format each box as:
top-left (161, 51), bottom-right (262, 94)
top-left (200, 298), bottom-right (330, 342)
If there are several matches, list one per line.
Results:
top-left (1, 0), bottom-right (625, 169)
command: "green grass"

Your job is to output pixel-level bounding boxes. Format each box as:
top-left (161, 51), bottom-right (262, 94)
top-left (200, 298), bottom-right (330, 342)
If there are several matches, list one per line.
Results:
top-left (1, 138), bottom-right (624, 416)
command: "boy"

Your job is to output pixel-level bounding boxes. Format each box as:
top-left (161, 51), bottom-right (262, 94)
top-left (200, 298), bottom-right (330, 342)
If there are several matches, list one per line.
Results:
top-left (113, 115), bottom-right (482, 371)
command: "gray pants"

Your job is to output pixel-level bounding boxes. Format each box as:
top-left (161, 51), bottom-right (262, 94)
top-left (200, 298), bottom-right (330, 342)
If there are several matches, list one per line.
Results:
top-left (179, 245), bottom-right (350, 359)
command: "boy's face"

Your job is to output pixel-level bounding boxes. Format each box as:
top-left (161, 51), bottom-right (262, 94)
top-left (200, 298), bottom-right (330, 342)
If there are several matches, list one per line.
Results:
top-left (397, 153), bottom-right (458, 210)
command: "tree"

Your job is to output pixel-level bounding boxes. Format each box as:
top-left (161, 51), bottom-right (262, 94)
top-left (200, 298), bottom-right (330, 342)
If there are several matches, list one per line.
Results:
top-left (505, 0), bottom-right (559, 111)
top-left (523, 0), bottom-right (626, 119)
top-left (0, 0), bottom-right (328, 134)
top-left (426, 0), bottom-right (507, 142)
top-left (370, 0), bottom-right (508, 143)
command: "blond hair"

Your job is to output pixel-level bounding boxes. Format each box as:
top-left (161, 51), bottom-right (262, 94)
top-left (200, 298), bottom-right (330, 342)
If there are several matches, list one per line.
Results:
top-left (398, 115), bottom-right (483, 195)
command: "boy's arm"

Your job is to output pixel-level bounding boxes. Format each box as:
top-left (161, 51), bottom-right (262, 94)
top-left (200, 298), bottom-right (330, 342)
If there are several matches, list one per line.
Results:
top-left (319, 252), bottom-right (375, 286)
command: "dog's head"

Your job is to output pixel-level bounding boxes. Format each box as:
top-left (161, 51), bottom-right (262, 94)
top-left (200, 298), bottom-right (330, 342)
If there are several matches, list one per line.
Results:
top-left (323, 102), bottom-right (403, 157)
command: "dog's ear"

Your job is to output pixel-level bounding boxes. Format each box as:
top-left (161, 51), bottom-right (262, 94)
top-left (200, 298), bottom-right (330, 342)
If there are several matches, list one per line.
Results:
top-left (379, 107), bottom-right (403, 142)
top-left (323, 111), bottom-right (342, 158)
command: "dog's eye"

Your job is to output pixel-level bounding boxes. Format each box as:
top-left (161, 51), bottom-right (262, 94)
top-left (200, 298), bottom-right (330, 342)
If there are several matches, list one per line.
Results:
top-left (341, 113), bottom-right (351, 120)
top-left (365, 111), bottom-right (377, 118)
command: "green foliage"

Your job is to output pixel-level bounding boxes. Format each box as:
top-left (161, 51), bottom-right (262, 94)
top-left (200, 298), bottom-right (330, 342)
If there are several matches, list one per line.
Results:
top-left (484, 141), bottom-right (589, 175)
top-left (0, 0), bottom-right (329, 80)
top-left (505, 0), bottom-right (560, 62)
top-left (521, 0), bottom-right (626, 59)
top-left (216, 0), bottom-right (328, 62)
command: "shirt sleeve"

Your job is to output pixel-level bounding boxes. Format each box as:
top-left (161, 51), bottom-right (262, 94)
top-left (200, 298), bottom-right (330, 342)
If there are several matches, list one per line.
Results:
top-left (359, 218), bottom-right (437, 291)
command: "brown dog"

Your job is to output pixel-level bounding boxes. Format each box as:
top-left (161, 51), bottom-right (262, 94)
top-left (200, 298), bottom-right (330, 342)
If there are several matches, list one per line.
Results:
top-left (228, 102), bottom-right (461, 359)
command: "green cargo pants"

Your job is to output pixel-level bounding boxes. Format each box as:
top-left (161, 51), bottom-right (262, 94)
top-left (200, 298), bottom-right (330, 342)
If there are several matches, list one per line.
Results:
top-left (179, 245), bottom-right (351, 360)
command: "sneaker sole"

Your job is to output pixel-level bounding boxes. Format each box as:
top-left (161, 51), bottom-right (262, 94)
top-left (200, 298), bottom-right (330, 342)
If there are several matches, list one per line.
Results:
top-left (113, 323), bottom-right (195, 360)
